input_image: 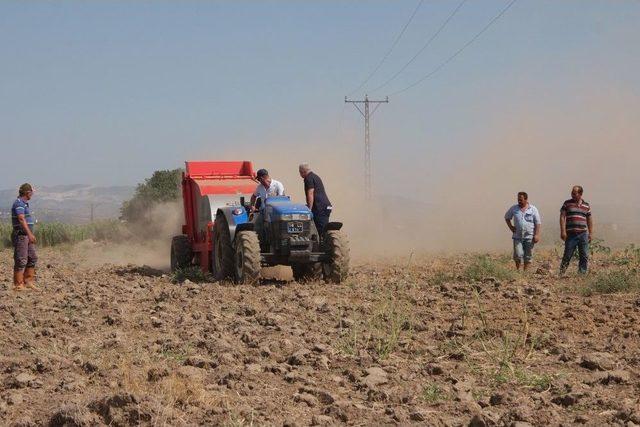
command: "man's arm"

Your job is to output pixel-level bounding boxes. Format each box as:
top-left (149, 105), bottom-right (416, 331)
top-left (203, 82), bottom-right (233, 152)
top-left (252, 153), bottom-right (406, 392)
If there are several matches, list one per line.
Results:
top-left (505, 218), bottom-right (515, 233)
top-left (306, 188), bottom-right (314, 210)
top-left (587, 215), bottom-right (593, 242)
top-left (17, 214), bottom-right (36, 243)
top-left (533, 223), bottom-right (541, 243)
top-left (559, 211), bottom-right (567, 241)
top-left (504, 208), bottom-right (515, 232)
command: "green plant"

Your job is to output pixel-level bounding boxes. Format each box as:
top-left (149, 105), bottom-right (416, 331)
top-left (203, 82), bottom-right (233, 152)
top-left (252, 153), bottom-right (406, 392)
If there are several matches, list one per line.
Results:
top-left (463, 255), bottom-right (515, 282)
top-left (422, 383), bottom-right (445, 403)
top-left (171, 266), bottom-right (208, 284)
top-left (590, 238), bottom-right (611, 255)
top-left (580, 269), bottom-right (640, 295)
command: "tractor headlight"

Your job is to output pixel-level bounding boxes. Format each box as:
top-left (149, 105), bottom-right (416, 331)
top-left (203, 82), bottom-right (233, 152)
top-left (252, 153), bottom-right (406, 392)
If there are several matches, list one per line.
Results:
top-left (232, 208), bottom-right (244, 216)
top-left (280, 213), bottom-right (310, 221)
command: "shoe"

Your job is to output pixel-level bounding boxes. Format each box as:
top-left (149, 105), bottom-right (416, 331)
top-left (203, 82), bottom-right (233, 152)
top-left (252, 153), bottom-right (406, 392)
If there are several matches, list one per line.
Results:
top-left (13, 271), bottom-right (25, 291)
top-left (24, 267), bottom-right (37, 290)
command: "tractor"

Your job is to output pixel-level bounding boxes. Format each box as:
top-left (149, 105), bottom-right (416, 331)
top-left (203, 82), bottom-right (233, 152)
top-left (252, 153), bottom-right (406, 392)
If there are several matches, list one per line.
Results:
top-left (170, 161), bottom-right (349, 283)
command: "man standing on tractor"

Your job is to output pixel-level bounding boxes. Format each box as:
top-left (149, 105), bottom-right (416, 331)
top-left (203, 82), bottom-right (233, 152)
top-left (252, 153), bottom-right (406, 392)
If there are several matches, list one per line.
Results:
top-left (11, 183), bottom-right (38, 291)
top-left (250, 168), bottom-right (285, 210)
top-left (299, 163), bottom-right (332, 234)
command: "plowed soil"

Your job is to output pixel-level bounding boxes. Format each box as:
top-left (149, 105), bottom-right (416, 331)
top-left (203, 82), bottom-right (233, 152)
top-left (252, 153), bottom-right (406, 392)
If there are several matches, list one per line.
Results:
top-left (1, 243), bottom-right (639, 426)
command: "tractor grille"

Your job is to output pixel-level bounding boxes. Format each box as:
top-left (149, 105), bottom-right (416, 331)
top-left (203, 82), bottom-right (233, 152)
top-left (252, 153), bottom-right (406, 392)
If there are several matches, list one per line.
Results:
top-left (270, 220), bottom-right (312, 252)
top-left (279, 220), bottom-right (311, 236)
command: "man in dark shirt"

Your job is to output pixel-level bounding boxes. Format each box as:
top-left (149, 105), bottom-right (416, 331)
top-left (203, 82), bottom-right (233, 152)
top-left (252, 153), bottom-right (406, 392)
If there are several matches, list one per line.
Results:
top-left (559, 185), bottom-right (593, 274)
top-left (299, 163), bottom-right (332, 234)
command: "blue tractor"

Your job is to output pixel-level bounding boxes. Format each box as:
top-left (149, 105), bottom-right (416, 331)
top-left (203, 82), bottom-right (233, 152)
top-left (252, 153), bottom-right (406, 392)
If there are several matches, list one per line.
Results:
top-left (212, 196), bottom-right (350, 283)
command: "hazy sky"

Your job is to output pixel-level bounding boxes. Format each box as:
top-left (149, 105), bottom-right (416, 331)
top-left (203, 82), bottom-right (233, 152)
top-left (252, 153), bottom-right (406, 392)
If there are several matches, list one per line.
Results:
top-left (1, 1), bottom-right (638, 199)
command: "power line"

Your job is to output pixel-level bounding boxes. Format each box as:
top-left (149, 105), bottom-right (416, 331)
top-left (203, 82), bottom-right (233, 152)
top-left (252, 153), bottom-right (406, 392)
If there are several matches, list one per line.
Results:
top-left (347, 0), bottom-right (424, 96)
top-left (369, 0), bottom-right (468, 94)
top-left (388, 0), bottom-right (518, 96)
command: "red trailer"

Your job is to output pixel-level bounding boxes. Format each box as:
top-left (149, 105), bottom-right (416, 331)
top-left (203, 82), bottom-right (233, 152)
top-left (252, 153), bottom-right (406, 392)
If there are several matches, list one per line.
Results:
top-left (171, 161), bottom-right (256, 273)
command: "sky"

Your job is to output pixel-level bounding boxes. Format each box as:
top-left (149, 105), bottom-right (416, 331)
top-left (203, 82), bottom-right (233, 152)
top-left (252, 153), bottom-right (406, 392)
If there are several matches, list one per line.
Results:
top-left (1, 0), bottom-right (639, 206)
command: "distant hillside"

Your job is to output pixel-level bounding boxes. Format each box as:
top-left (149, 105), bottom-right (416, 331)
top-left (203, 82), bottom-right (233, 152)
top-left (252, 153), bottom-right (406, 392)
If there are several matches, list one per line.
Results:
top-left (0, 185), bottom-right (134, 223)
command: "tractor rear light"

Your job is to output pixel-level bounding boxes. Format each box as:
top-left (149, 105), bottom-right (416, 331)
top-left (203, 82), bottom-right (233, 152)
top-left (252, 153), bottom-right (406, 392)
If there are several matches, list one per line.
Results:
top-left (232, 208), bottom-right (244, 216)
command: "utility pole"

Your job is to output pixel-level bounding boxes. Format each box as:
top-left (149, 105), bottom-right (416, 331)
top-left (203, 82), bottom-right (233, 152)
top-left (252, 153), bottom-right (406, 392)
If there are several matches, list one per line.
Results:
top-left (90, 202), bottom-right (101, 222)
top-left (345, 95), bottom-right (388, 200)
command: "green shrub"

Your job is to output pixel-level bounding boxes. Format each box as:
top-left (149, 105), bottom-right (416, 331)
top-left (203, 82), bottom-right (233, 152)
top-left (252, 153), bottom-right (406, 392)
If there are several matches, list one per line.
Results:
top-left (120, 168), bottom-right (182, 223)
top-left (0, 220), bottom-right (129, 248)
top-left (580, 269), bottom-right (640, 296)
top-left (463, 255), bottom-right (515, 282)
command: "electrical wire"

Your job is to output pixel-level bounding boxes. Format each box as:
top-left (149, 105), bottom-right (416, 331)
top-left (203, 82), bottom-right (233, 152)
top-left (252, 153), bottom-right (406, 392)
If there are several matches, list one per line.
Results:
top-left (347, 0), bottom-right (424, 96)
top-left (388, 0), bottom-right (518, 96)
top-left (369, 0), bottom-right (468, 94)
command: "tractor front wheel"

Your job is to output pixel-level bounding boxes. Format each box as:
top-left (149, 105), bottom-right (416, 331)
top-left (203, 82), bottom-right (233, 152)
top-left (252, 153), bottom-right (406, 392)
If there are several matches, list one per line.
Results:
top-left (322, 230), bottom-right (350, 283)
top-left (234, 231), bottom-right (261, 284)
top-left (170, 235), bottom-right (192, 272)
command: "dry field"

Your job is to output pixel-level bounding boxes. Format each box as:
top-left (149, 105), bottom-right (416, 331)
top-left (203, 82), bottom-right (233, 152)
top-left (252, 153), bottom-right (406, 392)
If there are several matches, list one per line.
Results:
top-left (0, 241), bottom-right (639, 426)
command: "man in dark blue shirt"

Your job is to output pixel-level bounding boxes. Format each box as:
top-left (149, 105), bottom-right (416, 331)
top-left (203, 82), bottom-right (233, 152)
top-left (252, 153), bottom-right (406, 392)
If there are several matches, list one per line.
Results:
top-left (299, 163), bottom-right (332, 234)
top-left (11, 183), bottom-right (38, 291)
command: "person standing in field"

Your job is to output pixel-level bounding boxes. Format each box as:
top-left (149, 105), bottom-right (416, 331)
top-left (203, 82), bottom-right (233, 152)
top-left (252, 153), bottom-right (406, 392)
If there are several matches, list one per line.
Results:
top-left (560, 185), bottom-right (593, 274)
top-left (11, 183), bottom-right (38, 291)
top-left (298, 163), bottom-right (332, 235)
top-left (504, 191), bottom-right (542, 271)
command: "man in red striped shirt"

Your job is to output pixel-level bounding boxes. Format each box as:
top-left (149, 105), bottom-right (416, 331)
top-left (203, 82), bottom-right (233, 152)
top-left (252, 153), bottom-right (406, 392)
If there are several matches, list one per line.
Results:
top-left (559, 185), bottom-right (593, 274)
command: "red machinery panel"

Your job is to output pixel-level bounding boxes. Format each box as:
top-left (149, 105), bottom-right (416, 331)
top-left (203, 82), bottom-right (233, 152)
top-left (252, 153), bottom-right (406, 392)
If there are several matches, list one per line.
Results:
top-left (181, 161), bottom-right (257, 272)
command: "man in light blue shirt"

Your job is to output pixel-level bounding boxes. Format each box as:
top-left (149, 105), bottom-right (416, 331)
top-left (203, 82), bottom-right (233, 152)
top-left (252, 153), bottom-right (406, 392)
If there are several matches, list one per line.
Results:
top-left (504, 192), bottom-right (542, 271)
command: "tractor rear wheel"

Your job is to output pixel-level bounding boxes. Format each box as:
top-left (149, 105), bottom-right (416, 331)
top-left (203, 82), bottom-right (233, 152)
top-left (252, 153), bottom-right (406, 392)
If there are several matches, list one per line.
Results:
top-left (213, 213), bottom-right (234, 281)
top-left (234, 231), bottom-right (261, 284)
top-left (170, 235), bottom-right (192, 272)
top-left (322, 230), bottom-right (350, 283)
top-left (292, 263), bottom-right (322, 282)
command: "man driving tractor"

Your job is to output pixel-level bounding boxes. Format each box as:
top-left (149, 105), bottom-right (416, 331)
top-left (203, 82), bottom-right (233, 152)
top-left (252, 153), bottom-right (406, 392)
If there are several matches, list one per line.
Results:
top-left (250, 168), bottom-right (285, 211)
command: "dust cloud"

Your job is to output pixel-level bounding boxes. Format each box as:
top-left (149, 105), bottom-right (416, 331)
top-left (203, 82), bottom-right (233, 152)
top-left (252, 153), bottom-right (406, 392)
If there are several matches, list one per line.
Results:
top-left (80, 201), bottom-right (184, 269)
top-left (205, 88), bottom-right (640, 260)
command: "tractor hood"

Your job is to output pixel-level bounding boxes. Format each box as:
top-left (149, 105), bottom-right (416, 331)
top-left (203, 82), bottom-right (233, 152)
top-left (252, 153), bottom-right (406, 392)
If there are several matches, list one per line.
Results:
top-left (265, 197), bottom-right (311, 216)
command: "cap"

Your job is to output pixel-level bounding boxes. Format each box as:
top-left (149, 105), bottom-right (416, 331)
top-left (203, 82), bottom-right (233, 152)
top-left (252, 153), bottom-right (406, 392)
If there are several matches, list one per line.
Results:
top-left (256, 169), bottom-right (269, 179)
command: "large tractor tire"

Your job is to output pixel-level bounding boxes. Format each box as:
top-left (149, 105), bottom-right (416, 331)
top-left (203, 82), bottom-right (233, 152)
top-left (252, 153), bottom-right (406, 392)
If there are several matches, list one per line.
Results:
top-left (170, 235), bottom-right (192, 272)
top-left (292, 263), bottom-right (322, 283)
top-left (322, 230), bottom-right (350, 283)
top-left (213, 213), bottom-right (234, 281)
top-left (234, 231), bottom-right (261, 284)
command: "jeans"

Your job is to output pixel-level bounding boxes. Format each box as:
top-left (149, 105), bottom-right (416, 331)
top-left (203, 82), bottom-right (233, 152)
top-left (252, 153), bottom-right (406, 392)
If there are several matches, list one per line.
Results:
top-left (12, 231), bottom-right (37, 271)
top-left (513, 239), bottom-right (534, 263)
top-left (560, 232), bottom-right (589, 273)
top-left (313, 208), bottom-right (331, 235)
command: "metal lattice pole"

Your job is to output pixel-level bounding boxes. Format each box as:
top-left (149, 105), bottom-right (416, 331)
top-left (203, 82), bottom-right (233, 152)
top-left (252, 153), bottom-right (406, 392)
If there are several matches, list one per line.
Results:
top-left (345, 95), bottom-right (388, 200)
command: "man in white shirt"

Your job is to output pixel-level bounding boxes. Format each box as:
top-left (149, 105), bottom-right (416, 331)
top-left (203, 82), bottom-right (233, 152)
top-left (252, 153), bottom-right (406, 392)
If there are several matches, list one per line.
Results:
top-left (250, 169), bottom-right (285, 210)
top-left (504, 191), bottom-right (542, 271)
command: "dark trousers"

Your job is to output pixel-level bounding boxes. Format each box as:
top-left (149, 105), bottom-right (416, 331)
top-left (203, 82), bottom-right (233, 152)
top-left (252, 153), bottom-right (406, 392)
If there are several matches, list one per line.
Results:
top-left (560, 232), bottom-right (589, 273)
top-left (12, 231), bottom-right (37, 272)
top-left (313, 208), bottom-right (331, 235)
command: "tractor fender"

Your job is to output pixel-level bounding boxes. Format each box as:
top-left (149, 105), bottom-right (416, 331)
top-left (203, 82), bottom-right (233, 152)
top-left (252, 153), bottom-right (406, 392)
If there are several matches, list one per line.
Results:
top-left (216, 207), bottom-right (251, 242)
top-left (325, 222), bottom-right (343, 231)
